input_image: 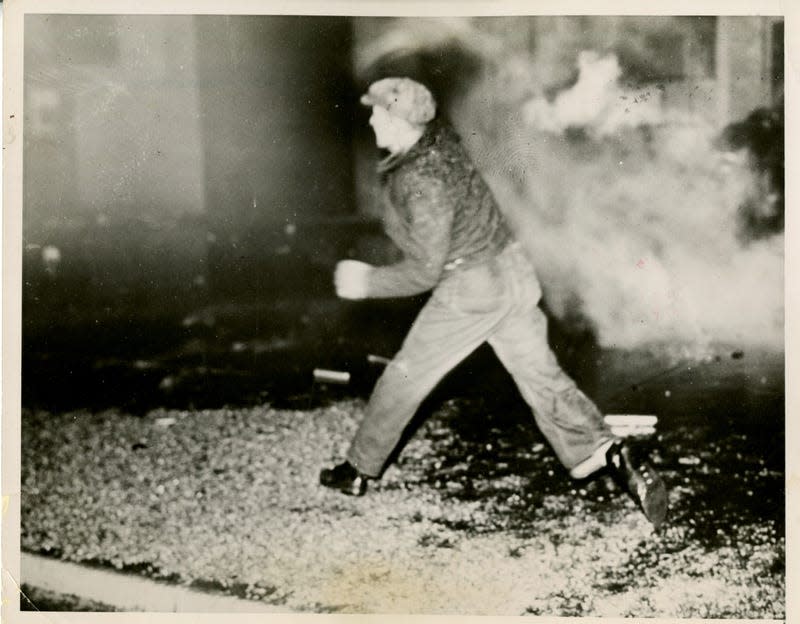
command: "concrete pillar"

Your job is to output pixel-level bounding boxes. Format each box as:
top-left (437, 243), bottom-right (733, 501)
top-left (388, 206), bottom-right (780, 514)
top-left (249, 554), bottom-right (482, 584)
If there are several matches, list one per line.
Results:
top-left (716, 16), bottom-right (774, 125)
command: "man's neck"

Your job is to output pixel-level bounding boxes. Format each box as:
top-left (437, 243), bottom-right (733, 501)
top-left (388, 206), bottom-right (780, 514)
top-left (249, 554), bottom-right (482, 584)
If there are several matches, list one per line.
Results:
top-left (387, 126), bottom-right (424, 156)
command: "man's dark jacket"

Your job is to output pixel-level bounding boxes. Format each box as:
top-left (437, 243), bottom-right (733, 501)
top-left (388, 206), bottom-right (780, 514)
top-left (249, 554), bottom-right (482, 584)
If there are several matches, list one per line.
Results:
top-left (365, 119), bottom-right (513, 298)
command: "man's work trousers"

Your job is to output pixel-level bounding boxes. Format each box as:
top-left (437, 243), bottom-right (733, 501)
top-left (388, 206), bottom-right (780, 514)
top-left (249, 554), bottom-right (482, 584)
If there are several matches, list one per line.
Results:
top-left (347, 242), bottom-right (613, 477)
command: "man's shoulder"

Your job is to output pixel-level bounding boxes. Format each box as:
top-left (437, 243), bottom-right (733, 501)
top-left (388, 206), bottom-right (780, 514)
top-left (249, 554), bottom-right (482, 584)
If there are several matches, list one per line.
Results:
top-left (396, 150), bottom-right (444, 178)
top-left (395, 131), bottom-right (466, 181)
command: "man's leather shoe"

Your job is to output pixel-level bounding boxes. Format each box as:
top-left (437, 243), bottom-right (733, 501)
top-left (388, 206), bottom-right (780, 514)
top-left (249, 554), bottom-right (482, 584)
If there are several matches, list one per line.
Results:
top-left (606, 441), bottom-right (668, 528)
top-left (320, 461), bottom-right (369, 496)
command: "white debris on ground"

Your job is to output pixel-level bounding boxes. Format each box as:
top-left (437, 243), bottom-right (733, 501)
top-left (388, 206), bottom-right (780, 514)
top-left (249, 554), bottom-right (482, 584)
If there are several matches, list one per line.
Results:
top-left (21, 400), bottom-right (784, 617)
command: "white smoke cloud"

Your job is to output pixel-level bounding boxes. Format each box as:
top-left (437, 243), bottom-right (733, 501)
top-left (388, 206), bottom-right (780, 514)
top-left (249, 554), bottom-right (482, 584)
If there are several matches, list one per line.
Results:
top-left (356, 18), bottom-right (784, 353)
top-left (522, 51), bottom-right (663, 138)
top-left (467, 77), bottom-right (782, 351)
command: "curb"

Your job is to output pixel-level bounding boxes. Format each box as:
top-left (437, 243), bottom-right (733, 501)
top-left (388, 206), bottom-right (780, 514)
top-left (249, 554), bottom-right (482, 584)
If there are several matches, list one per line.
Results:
top-left (21, 552), bottom-right (288, 613)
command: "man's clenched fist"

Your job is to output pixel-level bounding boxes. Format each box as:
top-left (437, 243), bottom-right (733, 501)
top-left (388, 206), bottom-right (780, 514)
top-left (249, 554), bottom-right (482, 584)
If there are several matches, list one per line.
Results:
top-left (334, 260), bottom-right (373, 299)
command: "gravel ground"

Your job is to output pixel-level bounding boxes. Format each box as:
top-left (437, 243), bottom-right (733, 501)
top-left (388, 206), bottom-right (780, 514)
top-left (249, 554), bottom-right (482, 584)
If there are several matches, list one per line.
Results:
top-left (20, 390), bottom-right (784, 617)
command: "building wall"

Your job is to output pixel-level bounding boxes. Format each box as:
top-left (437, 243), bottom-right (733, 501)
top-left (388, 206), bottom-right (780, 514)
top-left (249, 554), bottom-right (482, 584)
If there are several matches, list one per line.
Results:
top-left (23, 15), bottom-right (357, 330)
top-left (192, 16), bottom-right (357, 299)
top-left (716, 16), bottom-right (783, 124)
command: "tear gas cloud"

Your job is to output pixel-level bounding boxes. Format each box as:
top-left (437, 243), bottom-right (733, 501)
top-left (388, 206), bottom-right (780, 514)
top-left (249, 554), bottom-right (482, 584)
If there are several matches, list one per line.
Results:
top-left (358, 17), bottom-right (783, 354)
